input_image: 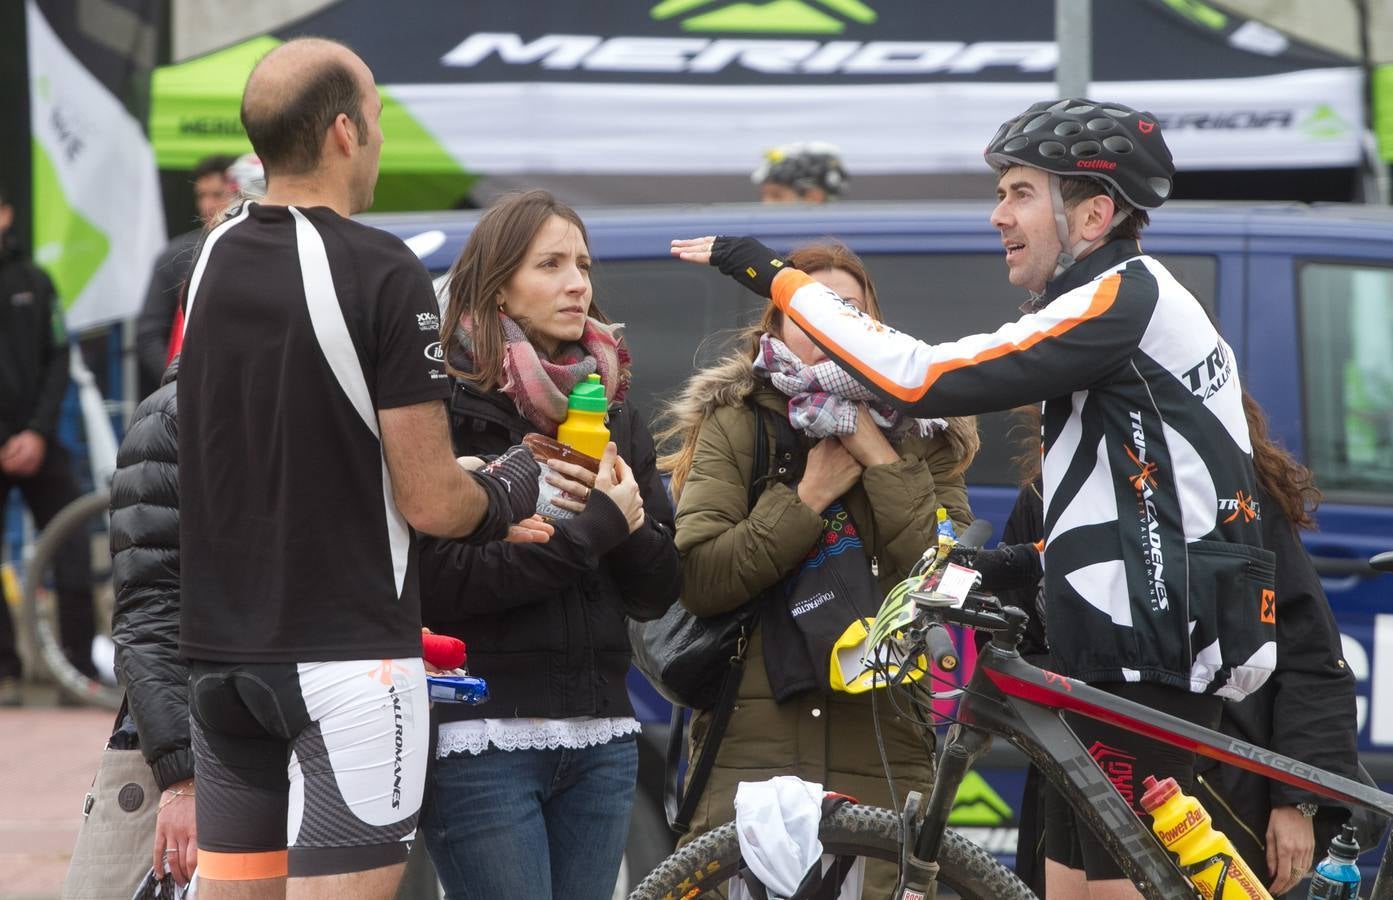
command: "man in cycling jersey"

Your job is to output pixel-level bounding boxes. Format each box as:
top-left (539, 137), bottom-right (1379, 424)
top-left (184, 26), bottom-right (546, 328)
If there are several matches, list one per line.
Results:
top-left (676, 98), bottom-right (1277, 900)
top-left (178, 37), bottom-right (539, 899)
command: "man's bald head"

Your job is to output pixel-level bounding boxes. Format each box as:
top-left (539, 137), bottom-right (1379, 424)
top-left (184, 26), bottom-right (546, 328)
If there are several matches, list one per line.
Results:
top-left (241, 38), bottom-right (372, 178)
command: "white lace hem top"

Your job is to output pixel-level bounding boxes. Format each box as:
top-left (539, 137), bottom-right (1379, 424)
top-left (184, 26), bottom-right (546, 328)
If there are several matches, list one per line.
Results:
top-left (436, 716), bottom-right (642, 758)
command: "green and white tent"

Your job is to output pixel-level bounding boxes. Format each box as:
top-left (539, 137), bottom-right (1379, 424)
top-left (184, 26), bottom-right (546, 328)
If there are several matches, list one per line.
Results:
top-left (151, 35), bottom-right (478, 212)
top-left (149, 0), bottom-right (1367, 186)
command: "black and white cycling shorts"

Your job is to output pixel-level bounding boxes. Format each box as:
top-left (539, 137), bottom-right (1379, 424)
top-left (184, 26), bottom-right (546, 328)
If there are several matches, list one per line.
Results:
top-left (189, 657), bottom-right (428, 880)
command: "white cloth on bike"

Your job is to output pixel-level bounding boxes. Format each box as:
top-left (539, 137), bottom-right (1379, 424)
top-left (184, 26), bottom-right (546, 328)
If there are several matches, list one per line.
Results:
top-left (731, 777), bottom-right (863, 900)
top-left (435, 716), bottom-right (640, 757)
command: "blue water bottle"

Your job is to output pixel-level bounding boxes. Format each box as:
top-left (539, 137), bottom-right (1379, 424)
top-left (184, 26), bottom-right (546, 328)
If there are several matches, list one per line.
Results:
top-left (1309, 823), bottom-right (1361, 900)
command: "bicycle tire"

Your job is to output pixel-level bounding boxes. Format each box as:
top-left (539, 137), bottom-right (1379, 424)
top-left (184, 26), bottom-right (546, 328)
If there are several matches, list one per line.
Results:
top-left (22, 489), bottom-right (122, 709)
top-left (629, 804), bottom-right (1035, 899)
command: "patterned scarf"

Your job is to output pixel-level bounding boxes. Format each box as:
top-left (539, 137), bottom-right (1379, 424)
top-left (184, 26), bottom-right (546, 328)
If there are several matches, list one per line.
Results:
top-left (753, 333), bottom-right (943, 439)
top-left (451, 311), bottom-right (630, 434)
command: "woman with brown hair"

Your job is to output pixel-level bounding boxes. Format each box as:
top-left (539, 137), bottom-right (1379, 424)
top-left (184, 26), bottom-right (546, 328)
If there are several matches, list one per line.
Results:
top-left (416, 190), bottom-right (680, 899)
top-left (659, 241), bottom-right (979, 897)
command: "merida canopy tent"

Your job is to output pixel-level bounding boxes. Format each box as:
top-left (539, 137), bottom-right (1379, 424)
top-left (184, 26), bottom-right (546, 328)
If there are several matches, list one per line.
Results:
top-left (151, 0), bottom-right (1363, 195)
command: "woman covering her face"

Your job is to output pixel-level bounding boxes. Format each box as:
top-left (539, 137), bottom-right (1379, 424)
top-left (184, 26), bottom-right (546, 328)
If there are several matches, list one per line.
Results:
top-left (416, 190), bottom-right (680, 899)
top-left (658, 242), bottom-right (980, 898)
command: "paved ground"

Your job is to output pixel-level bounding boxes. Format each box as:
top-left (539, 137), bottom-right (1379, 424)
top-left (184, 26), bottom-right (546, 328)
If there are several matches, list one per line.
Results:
top-left (0, 699), bottom-right (111, 900)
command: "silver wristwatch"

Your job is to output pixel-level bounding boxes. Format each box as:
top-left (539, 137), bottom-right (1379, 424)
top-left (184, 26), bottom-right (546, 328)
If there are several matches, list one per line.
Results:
top-left (1297, 801), bottom-right (1319, 818)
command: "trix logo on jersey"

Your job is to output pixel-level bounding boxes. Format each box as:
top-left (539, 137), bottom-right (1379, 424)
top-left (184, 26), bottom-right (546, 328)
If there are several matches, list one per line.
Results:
top-left (1181, 340), bottom-right (1234, 400)
top-left (1127, 411), bottom-right (1169, 613)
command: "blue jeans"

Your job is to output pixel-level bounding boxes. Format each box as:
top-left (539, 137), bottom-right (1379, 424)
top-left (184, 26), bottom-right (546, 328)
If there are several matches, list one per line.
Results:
top-left (421, 737), bottom-right (638, 899)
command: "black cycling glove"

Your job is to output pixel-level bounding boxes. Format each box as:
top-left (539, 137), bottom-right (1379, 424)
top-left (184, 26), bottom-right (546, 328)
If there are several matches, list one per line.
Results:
top-left (709, 236), bottom-right (791, 299)
top-left (969, 542), bottom-right (1044, 593)
top-left (465, 443), bottom-right (541, 543)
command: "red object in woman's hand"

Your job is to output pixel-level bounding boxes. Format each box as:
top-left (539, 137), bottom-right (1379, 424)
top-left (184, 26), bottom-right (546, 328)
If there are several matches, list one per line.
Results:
top-left (422, 631), bottom-right (467, 670)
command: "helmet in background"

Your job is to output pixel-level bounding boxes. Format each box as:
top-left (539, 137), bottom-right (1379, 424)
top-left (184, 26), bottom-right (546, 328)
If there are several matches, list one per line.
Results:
top-left (752, 142), bottom-right (849, 199)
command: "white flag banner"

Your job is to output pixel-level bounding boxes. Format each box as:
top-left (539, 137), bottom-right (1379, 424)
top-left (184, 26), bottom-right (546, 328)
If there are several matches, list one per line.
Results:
top-left (27, 0), bottom-right (166, 331)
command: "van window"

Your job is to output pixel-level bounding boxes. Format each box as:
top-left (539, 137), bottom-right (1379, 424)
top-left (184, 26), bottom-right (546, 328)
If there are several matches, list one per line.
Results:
top-left (593, 260), bottom-right (759, 420)
top-left (1299, 262), bottom-right (1393, 500)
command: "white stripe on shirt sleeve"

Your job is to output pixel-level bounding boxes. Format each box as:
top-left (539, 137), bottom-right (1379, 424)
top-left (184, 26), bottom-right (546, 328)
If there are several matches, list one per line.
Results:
top-left (290, 207), bottom-right (411, 600)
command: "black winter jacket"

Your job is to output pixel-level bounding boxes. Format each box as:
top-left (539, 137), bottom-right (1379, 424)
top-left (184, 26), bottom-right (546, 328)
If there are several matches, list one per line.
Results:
top-left (108, 366), bottom-right (189, 790)
top-left (418, 379), bottom-right (680, 723)
top-left (0, 242), bottom-right (68, 446)
top-left (1195, 491), bottom-right (1360, 826)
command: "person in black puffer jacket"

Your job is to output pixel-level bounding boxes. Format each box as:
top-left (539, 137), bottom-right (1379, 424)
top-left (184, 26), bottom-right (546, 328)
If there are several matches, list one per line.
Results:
top-left (109, 362), bottom-right (186, 805)
top-left (416, 192), bottom-right (680, 900)
top-left (66, 360), bottom-right (194, 899)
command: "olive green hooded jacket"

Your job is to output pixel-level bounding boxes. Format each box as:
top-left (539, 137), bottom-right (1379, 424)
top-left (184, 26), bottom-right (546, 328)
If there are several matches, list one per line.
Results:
top-left (668, 351), bottom-right (977, 868)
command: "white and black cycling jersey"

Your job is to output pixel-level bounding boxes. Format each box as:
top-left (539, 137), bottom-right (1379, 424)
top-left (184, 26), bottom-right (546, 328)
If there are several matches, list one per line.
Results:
top-left (178, 203), bottom-right (449, 664)
top-left (769, 238), bottom-right (1277, 700)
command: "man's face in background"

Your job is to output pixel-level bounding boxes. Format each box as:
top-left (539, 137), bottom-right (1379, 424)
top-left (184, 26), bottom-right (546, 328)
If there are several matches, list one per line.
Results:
top-left (194, 172), bottom-right (233, 227)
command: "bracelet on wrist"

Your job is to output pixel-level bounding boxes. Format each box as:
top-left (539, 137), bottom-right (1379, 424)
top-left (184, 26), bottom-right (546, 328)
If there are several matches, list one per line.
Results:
top-left (158, 786), bottom-right (195, 810)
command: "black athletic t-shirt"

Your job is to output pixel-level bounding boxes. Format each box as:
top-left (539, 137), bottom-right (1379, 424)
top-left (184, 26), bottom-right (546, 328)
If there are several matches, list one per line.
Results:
top-left (177, 203), bottom-right (449, 662)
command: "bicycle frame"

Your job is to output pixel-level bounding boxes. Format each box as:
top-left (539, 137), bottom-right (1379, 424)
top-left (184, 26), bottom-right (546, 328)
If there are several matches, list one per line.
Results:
top-left (911, 632), bottom-right (1393, 900)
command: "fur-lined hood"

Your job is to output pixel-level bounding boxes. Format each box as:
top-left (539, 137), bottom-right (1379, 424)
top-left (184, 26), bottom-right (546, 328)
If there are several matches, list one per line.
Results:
top-left (662, 349), bottom-right (980, 474)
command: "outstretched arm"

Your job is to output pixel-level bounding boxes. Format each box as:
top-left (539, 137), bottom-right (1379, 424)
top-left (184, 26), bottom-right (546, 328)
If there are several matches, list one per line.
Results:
top-left (673, 236), bottom-right (1147, 418)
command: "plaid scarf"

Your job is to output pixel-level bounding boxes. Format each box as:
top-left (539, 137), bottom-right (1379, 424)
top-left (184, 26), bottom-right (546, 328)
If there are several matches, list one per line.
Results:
top-left (451, 311), bottom-right (630, 434)
top-left (753, 333), bottom-right (943, 439)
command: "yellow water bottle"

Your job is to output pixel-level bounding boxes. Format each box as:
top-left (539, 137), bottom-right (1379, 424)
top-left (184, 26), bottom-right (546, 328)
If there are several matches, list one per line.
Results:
top-left (1139, 775), bottom-right (1272, 900)
top-left (555, 373), bottom-right (610, 460)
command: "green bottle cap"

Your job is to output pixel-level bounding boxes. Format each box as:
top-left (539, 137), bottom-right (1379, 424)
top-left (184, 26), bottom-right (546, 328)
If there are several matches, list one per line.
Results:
top-left (567, 373), bottom-right (607, 413)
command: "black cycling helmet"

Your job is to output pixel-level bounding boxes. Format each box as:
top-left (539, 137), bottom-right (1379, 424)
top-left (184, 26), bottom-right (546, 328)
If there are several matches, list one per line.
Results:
top-left (752, 142), bottom-right (848, 198)
top-left (984, 99), bottom-right (1174, 210)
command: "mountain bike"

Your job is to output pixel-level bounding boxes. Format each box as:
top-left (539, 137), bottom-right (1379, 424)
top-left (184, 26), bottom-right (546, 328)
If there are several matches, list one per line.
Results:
top-left (631, 537), bottom-right (1393, 900)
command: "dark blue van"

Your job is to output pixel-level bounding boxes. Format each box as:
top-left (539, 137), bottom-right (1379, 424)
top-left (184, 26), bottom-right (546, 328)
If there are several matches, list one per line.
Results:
top-left (367, 200), bottom-right (1393, 884)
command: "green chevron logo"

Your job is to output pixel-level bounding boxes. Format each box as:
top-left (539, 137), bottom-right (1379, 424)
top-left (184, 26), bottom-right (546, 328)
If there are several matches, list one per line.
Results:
top-left (651, 0), bottom-right (877, 34)
top-left (1302, 104), bottom-right (1350, 140)
top-left (948, 771), bottom-right (1016, 826)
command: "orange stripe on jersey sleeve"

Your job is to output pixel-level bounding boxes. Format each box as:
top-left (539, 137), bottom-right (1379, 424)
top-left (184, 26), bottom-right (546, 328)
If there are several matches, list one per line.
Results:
top-left (197, 849), bottom-right (289, 881)
top-left (771, 267), bottom-right (811, 311)
top-left (785, 273), bottom-right (1123, 405)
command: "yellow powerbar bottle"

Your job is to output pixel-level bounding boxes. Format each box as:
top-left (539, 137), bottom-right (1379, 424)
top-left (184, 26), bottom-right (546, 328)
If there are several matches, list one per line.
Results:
top-left (1139, 774), bottom-right (1272, 900)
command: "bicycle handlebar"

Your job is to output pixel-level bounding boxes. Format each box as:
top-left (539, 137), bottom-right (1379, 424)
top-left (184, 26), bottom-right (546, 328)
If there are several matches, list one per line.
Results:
top-left (924, 623), bottom-right (959, 671)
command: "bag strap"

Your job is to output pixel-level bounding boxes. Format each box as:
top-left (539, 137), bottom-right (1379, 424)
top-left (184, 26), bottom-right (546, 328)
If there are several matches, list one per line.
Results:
top-left (750, 401), bottom-right (804, 502)
top-left (664, 397), bottom-right (802, 834)
top-left (665, 639), bottom-right (746, 832)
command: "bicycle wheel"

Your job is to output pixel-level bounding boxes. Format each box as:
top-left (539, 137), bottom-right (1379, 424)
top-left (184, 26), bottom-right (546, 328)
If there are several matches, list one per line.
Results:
top-left (629, 804), bottom-right (1035, 899)
top-left (22, 490), bottom-right (122, 709)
